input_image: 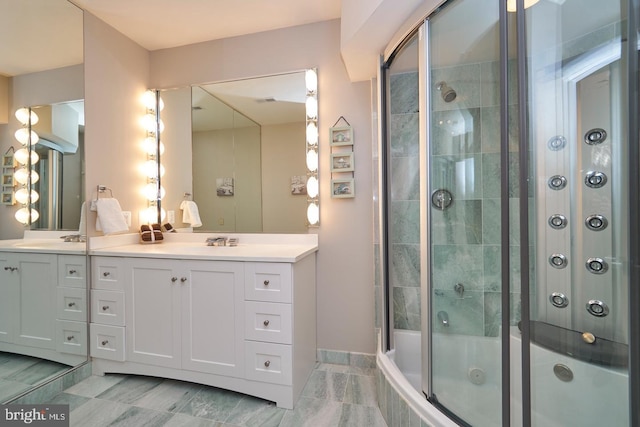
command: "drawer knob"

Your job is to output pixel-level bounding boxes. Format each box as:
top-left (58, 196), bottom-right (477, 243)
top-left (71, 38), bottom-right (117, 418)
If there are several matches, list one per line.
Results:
top-left (4, 266), bottom-right (17, 272)
top-left (102, 305), bottom-right (109, 311)
top-left (263, 320), bottom-right (270, 327)
top-left (103, 271), bottom-right (111, 277)
top-left (67, 335), bottom-right (75, 341)
top-left (69, 269), bottom-right (77, 275)
top-left (263, 280), bottom-right (270, 286)
top-left (68, 302), bottom-right (76, 307)
top-left (180, 277), bottom-right (187, 283)
top-left (264, 360), bottom-right (271, 368)
top-left (101, 340), bottom-right (109, 346)
top-left (171, 277), bottom-right (178, 283)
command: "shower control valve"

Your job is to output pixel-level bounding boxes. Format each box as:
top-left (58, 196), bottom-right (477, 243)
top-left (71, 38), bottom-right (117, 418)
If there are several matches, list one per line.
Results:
top-left (586, 257), bottom-right (608, 274)
top-left (549, 253), bottom-right (568, 269)
top-left (548, 175), bottom-right (567, 190)
top-left (548, 214), bottom-right (568, 230)
top-left (585, 214), bottom-right (608, 231)
top-left (585, 171), bottom-right (607, 188)
top-left (549, 292), bottom-right (569, 308)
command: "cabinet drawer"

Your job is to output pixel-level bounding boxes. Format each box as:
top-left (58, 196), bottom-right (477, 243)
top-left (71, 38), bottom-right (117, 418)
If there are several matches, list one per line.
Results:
top-left (245, 341), bottom-right (292, 385)
top-left (58, 255), bottom-right (87, 288)
top-left (91, 290), bottom-right (125, 326)
top-left (245, 301), bottom-right (292, 344)
top-left (92, 257), bottom-right (125, 291)
top-left (90, 323), bottom-right (125, 361)
top-left (57, 287), bottom-right (87, 322)
top-left (245, 263), bottom-right (292, 303)
top-left (56, 320), bottom-right (87, 355)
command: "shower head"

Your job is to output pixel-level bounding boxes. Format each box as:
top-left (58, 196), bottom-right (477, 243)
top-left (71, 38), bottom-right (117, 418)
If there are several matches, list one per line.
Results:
top-left (436, 81), bottom-right (457, 103)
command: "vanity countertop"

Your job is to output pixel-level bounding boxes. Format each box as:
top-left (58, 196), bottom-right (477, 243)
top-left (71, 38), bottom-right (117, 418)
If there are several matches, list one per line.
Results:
top-left (0, 231), bottom-right (86, 255)
top-left (89, 233), bottom-right (318, 263)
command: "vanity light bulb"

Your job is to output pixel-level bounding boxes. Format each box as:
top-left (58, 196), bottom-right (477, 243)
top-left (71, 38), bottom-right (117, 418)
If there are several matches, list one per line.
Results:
top-left (14, 128), bottom-right (39, 146)
top-left (15, 207), bottom-right (39, 225)
top-left (142, 160), bottom-right (165, 179)
top-left (15, 108), bottom-right (39, 126)
top-left (142, 183), bottom-right (166, 201)
top-left (142, 114), bottom-right (158, 133)
top-left (142, 90), bottom-right (157, 111)
top-left (306, 122), bottom-right (318, 146)
top-left (14, 168), bottom-right (39, 185)
top-left (305, 69), bottom-right (318, 93)
top-left (14, 188), bottom-right (39, 205)
top-left (14, 148), bottom-right (39, 166)
top-left (307, 202), bottom-right (319, 226)
top-left (143, 138), bottom-right (165, 156)
top-left (306, 96), bottom-right (318, 119)
top-left (306, 150), bottom-right (318, 172)
top-left (307, 176), bottom-right (319, 198)
top-left (506, 0), bottom-right (540, 11)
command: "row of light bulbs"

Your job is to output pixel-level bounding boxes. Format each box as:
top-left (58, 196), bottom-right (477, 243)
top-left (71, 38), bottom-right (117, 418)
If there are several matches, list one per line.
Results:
top-left (141, 90), bottom-right (166, 224)
top-left (14, 107), bottom-right (40, 225)
top-left (305, 69), bottom-right (320, 226)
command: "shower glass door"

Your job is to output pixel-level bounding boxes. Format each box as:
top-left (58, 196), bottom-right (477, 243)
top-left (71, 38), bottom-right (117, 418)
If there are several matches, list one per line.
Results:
top-left (525, 0), bottom-right (630, 425)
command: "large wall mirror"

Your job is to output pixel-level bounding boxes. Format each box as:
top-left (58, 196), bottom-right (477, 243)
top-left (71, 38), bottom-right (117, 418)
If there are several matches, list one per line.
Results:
top-left (160, 71), bottom-right (309, 233)
top-left (0, 0), bottom-right (86, 403)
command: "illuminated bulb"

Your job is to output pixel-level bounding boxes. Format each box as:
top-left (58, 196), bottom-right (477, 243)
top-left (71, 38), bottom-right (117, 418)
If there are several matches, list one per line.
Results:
top-left (507, 0), bottom-right (540, 12)
top-left (142, 183), bottom-right (166, 201)
top-left (306, 150), bottom-right (318, 172)
top-left (14, 188), bottom-right (39, 205)
top-left (14, 148), bottom-right (39, 165)
top-left (305, 69), bottom-right (318, 93)
top-left (306, 96), bottom-right (318, 119)
top-left (306, 122), bottom-right (318, 146)
top-left (142, 114), bottom-right (157, 133)
top-left (15, 108), bottom-right (39, 125)
top-left (307, 176), bottom-right (319, 198)
top-left (15, 208), bottom-right (39, 225)
top-left (142, 160), bottom-right (165, 179)
top-left (14, 128), bottom-right (39, 146)
top-left (142, 137), bottom-right (165, 156)
top-left (14, 168), bottom-right (39, 185)
top-left (307, 203), bottom-right (319, 226)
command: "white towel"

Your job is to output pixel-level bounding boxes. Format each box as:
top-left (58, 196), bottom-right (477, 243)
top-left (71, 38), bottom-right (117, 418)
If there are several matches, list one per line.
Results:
top-left (95, 198), bottom-right (129, 235)
top-left (78, 201), bottom-right (87, 236)
top-left (180, 200), bottom-right (202, 228)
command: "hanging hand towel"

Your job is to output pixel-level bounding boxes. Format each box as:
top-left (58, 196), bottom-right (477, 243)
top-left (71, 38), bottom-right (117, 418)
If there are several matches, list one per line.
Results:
top-left (180, 200), bottom-right (202, 228)
top-left (78, 201), bottom-right (87, 236)
top-left (96, 198), bottom-right (129, 235)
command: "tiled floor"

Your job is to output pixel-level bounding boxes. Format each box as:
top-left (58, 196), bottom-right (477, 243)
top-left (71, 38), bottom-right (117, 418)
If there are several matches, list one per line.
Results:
top-left (48, 362), bottom-right (387, 427)
top-left (0, 352), bottom-right (69, 402)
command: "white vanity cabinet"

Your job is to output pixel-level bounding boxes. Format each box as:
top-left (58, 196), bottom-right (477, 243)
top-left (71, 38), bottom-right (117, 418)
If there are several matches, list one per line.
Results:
top-left (0, 252), bottom-right (87, 365)
top-left (89, 246), bottom-right (316, 409)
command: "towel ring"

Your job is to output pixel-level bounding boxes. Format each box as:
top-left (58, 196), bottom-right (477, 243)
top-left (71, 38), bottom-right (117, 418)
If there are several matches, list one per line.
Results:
top-left (96, 185), bottom-right (114, 199)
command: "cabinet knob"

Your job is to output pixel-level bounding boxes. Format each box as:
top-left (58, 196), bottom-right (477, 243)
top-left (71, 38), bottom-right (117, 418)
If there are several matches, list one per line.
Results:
top-left (68, 302), bottom-right (76, 307)
top-left (69, 269), bottom-right (77, 275)
top-left (102, 305), bottom-right (109, 311)
top-left (180, 277), bottom-right (187, 283)
top-left (264, 360), bottom-right (271, 368)
top-left (263, 320), bottom-right (270, 327)
top-left (67, 335), bottom-right (75, 341)
top-left (103, 271), bottom-right (111, 277)
top-left (3, 266), bottom-right (9, 271)
top-left (263, 280), bottom-right (270, 286)
top-left (101, 340), bottom-right (109, 346)
top-left (171, 277), bottom-right (178, 283)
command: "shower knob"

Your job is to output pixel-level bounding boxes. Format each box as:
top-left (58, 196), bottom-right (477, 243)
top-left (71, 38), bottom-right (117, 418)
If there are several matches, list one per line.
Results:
top-left (586, 257), bottom-right (608, 274)
top-left (549, 292), bottom-right (569, 308)
top-left (547, 135), bottom-right (567, 151)
top-left (548, 214), bottom-right (568, 230)
top-left (584, 128), bottom-right (607, 145)
top-left (549, 254), bottom-right (568, 269)
top-left (585, 171), bottom-right (607, 188)
top-left (548, 175), bottom-right (567, 190)
top-left (431, 189), bottom-right (453, 210)
top-left (586, 300), bottom-right (609, 317)
top-left (585, 214), bottom-right (608, 231)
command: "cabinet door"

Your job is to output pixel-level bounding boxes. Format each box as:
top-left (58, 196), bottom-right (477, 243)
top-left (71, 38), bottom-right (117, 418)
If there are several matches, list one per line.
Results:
top-left (14, 253), bottom-right (57, 349)
top-left (125, 258), bottom-right (181, 369)
top-left (0, 253), bottom-right (18, 343)
top-left (181, 260), bottom-right (244, 377)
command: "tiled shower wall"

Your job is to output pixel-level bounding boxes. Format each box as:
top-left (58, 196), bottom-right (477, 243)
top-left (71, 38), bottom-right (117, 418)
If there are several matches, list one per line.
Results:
top-left (387, 61), bottom-right (523, 337)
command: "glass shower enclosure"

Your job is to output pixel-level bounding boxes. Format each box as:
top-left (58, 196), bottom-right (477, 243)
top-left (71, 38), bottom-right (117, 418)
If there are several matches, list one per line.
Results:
top-left (380, 0), bottom-right (639, 425)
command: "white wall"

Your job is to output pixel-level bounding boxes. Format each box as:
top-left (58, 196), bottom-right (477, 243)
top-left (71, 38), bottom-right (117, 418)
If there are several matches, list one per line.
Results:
top-left (150, 20), bottom-right (375, 354)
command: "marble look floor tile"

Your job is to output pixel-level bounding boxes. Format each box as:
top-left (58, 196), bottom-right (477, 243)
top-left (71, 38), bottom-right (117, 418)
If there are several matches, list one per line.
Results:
top-left (96, 375), bottom-right (164, 404)
top-left (301, 371), bottom-right (349, 402)
top-left (45, 391), bottom-right (91, 412)
top-left (162, 413), bottom-right (231, 427)
top-left (5, 359), bottom-right (67, 385)
top-left (344, 375), bottom-right (378, 407)
top-left (132, 378), bottom-right (203, 413)
top-left (0, 379), bottom-right (33, 402)
top-left (177, 387), bottom-right (244, 422)
top-left (70, 398), bottom-right (131, 427)
top-left (107, 406), bottom-right (174, 427)
top-left (279, 397), bottom-right (343, 427)
top-left (314, 363), bottom-right (351, 374)
top-left (0, 355), bottom-right (42, 378)
top-left (65, 374), bottom-right (126, 398)
top-left (338, 403), bottom-right (387, 427)
top-left (224, 395), bottom-right (285, 427)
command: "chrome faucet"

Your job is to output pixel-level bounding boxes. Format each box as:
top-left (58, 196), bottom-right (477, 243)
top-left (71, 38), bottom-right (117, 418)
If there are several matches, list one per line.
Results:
top-left (437, 311), bottom-right (450, 327)
top-left (60, 234), bottom-right (85, 242)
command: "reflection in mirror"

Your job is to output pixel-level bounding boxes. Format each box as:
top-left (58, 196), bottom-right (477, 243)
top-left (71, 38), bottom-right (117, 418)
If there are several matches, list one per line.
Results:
top-left (0, 0), bottom-right (86, 404)
top-left (161, 71), bottom-right (308, 233)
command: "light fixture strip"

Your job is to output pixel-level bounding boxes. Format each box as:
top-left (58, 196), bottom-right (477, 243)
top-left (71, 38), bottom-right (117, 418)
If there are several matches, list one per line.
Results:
top-left (13, 107), bottom-right (40, 225)
top-left (305, 68), bottom-right (319, 227)
top-left (154, 89), bottom-right (162, 224)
